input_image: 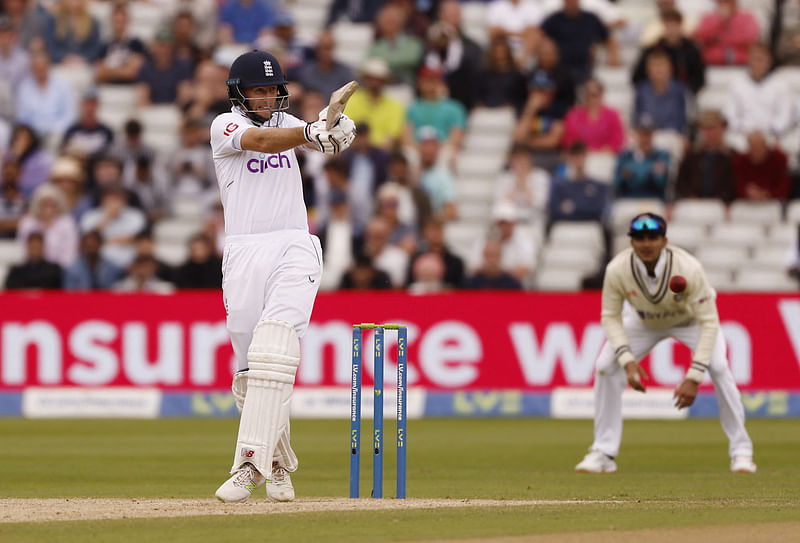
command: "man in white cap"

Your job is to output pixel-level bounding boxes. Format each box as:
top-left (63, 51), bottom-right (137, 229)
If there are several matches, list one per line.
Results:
top-left (468, 201), bottom-right (537, 286)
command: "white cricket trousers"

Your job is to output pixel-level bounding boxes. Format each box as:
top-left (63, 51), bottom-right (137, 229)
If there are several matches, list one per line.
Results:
top-left (590, 308), bottom-right (753, 459)
top-left (222, 229), bottom-right (323, 369)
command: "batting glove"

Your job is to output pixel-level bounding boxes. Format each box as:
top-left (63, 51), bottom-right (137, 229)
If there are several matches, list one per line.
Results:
top-left (304, 117), bottom-right (356, 155)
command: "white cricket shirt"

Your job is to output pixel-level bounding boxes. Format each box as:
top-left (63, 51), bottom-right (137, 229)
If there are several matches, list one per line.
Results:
top-left (210, 108), bottom-right (308, 235)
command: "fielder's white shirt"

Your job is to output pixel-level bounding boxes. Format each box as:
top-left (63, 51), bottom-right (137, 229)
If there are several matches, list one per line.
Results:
top-left (210, 108), bottom-right (308, 235)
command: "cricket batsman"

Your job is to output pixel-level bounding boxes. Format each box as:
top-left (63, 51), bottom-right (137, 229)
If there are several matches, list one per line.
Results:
top-left (575, 213), bottom-right (756, 474)
top-left (210, 50), bottom-right (356, 502)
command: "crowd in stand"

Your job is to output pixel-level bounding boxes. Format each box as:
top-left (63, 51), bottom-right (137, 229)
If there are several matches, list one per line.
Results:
top-left (0, 0), bottom-right (799, 293)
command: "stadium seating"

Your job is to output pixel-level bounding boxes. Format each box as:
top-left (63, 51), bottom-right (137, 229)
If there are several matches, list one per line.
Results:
top-left (534, 267), bottom-right (584, 292)
top-left (671, 199), bottom-right (727, 227)
top-left (0, 240), bottom-right (25, 266)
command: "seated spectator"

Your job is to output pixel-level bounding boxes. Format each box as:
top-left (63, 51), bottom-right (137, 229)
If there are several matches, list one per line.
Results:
top-left (4, 232), bottom-right (62, 289)
top-left (404, 66), bottom-right (467, 156)
top-left (493, 143), bottom-right (551, 228)
top-left (129, 155), bottom-right (169, 223)
top-left (4, 123), bottom-right (52, 199)
top-left (385, 151), bottom-right (432, 232)
top-left (173, 233), bottom-right (222, 288)
top-left (48, 155), bottom-right (91, 221)
top-left (361, 216), bottom-right (409, 288)
top-left (16, 51), bottom-right (77, 140)
top-left (339, 253), bottom-right (392, 289)
top-left (183, 59), bottom-right (231, 122)
top-left (724, 43), bottom-right (794, 147)
top-left (675, 109), bottom-right (736, 202)
top-left (416, 126), bottom-right (457, 222)
top-left (472, 36), bottom-right (528, 113)
top-left (693, 0), bottom-right (759, 66)
top-left (111, 119), bottom-right (157, 185)
top-left (16, 182), bottom-right (79, 268)
top-left (133, 231), bottom-right (174, 283)
top-left (548, 142), bottom-right (609, 228)
top-left (80, 184), bottom-right (147, 269)
top-left (634, 49), bottom-right (688, 134)
top-left (732, 131), bottom-right (791, 201)
top-left (541, 0), bottom-right (619, 84)
top-left (94, 3), bottom-right (146, 84)
top-left (614, 116), bottom-right (671, 200)
top-left (294, 30), bottom-right (355, 102)
top-left (61, 88), bottom-right (114, 160)
top-left (468, 201), bottom-right (536, 285)
top-left (562, 79), bottom-right (625, 154)
top-left (218, 0), bottom-right (277, 46)
top-left (63, 230), bottom-right (122, 290)
top-left (543, 0), bottom-right (626, 30)
top-left (375, 182), bottom-right (417, 254)
top-left (633, 8), bottom-right (705, 95)
top-left (0, 174), bottom-right (24, 238)
top-left (776, 0), bottom-right (800, 65)
top-left (0, 14), bottom-right (31, 93)
top-left (169, 118), bottom-right (216, 200)
top-left (407, 251), bottom-right (447, 293)
top-left (326, 0), bottom-right (386, 26)
top-left (487, 0), bottom-right (545, 69)
top-left (136, 30), bottom-right (194, 107)
top-left (407, 217), bottom-right (464, 288)
top-left (318, 190), bottom-right (358, 291)
top-left (88, 154), bottom-right (141, 208)
top-left (463, 238), bottom-right (523, 290)
top-left (113, 254), bottom-right (174, 294)
top-left (367, 3), bottom-right (424, 85)
top-left (339, 123), bottom-right (390, 207)
top-left (344, 58), bottom-right (406, 151)
top-left (41, 0), bottom-right (102, 65)
top-left (171, 10), bottom-right (204, 67)
top-left (639, 0), bottom-right (700, 46)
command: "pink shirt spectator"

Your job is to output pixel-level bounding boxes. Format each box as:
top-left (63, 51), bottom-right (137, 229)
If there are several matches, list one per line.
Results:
top-left (562, 105), bottom-right (625, 153)
top-left (693, 8), bottom-right (760, 65)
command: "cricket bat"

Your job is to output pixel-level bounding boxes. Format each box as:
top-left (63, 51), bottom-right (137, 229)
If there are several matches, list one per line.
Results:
top-left (326, 80), bottom-right (359, 130)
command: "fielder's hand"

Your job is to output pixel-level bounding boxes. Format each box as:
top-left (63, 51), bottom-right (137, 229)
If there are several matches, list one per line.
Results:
top-left (304, 116), bottom-right (356, 155)
top-left (624, 361), bottom-right (648, 393)
top-left (673, 379), bottom-right (698, 409)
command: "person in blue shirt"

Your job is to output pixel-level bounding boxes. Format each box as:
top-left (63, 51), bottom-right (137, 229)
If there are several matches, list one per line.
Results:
top-left (634, 48), bottom-right (688, 134)
top-left (218, 0), bottom-right (277, 45)
top-left (63, 230), bottom-right (123, 290)
top-left (548, 141), bottom-right (609, 230)
top-left (613, 115), bottom-right (671, 200)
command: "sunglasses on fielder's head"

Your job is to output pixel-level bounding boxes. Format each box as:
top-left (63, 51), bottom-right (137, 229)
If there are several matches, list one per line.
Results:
top-left (628, 213), bottom-right (666, 238)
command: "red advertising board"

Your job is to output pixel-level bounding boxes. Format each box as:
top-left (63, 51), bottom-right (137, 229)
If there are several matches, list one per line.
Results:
top-left (0, 292), bottom-right (799, 390)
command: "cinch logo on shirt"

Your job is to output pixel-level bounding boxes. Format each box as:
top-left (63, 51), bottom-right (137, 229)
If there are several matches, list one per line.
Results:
top-left (247, 153), bottom-right (291, 172)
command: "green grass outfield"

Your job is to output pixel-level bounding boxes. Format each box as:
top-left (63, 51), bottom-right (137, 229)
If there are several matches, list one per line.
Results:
top-left (0, 418), bottom-right (798, 542)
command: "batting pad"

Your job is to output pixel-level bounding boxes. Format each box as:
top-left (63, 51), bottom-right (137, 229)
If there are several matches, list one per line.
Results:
top-left (232, 320), bottom-right (300, 476)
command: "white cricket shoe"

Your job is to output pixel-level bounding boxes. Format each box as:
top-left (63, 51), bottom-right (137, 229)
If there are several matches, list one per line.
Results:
top-left (215, 463), bottom-right (266, 503)
top-left (266, 463), bottom-right (295, 502)
top-left (575, 451), bottom-right (618, 473)
top-left (730, 456), bottom-right (756, 474)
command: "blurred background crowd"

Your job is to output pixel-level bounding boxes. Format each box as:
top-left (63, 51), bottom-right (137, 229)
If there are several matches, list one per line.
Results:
top-left (1, 0), bottom-right (800, 293)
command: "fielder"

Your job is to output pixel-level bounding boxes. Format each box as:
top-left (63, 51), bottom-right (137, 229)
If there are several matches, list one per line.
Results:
top-left (210, 50), bottom-right (356, 502)
top-left (575, 213), bottom-right (756, 474)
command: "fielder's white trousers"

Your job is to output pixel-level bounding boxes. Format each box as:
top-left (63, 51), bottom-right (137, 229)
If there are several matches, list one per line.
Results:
top-left (590, 306), bottom-right (753, 459)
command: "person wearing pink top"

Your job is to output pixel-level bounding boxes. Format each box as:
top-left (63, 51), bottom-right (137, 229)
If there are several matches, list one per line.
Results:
top-left (693, 0), bottom-right (760, 65)
top-left (561, 78), bottom-right (625, 153)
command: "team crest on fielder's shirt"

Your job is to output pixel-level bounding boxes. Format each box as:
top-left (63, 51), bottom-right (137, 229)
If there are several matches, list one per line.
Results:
top-left (263, 60), bottom-right (273, 77)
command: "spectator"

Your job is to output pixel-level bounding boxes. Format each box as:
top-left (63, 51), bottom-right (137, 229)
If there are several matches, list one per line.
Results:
top-left (319, 157), bottom-right (372, 238)
top-left (183, 59), bottom-right (231, 122)
top-left (674, 109), bottom-right (736, 202)
top-left (111, 119), bottom-right (157, 184)
top-left (339, 122), bottom-right (390, 217)
top-left (88, 154), bottom-right (140, 208)
top-left (407, 251), bottom-right (447, 293)
top-left (63, 229), bottom-right (122, 290)
top-left (493, 143), bottom-right (551, 229)
top-left (367, 3), bottom-right (424, 85)
top-left (136, 29), bottom-right (194, 107)
top-left (344, 57), bottom-right (406, 151)
top-left (326, 0), bottom-right (386, 26)
top-left (173, 233), bottom-right (222, 288)
top-left (724, 43), bottom-right (794, 146)
top-left (2, 0), bottom-right (45, 48)
top-left (16, 182), bottom-right (79, 268)
top-left (468, 201), bottom-right (536, 285)
top-left (94, 3), bottom-right (146, 85)
top-left (640, 0), bottom-right (700, 46)
top-left (632, 8), bottom-right (706, 95)
top-left (416, 125), bottom-right (457, 222)
top-left (272, 12), bottom-right (305, 75)
top-left (543, 0), bottom-right (626, 30)
top-left (169, 0), bottom-right (218, 52)
top-left (4, 123), bottom-right (52, 199)
top-left (486, 0), bottom-right (545, 69)
top-left (548, 142), bottom-right (609, 228)
top-left (129, 155), bottom-right (169, 223)
top-left (613, 116), bottom-right (671, 200)
top-left (732, 131), bottom-right (791, 201)
top-left (472, 36), bottom-right (528, 113)
top-left (693, 0), bottom-right (760, 66)
top-left (634, 49), bottom-right (688, 134)
top-left (541, 0), bottom-right (619, 84)
top-left (169, 118), bottom-right (216, 200)
top-left (41, 0), bottom-right (102, 64)
top-left (4, 232), bottom-right (62, 289)
top-left (407, 217), bottom-right (464, 288)
top-left (295, 29), bottom-right (355, 101)
top-left (113, 254), bottom-right (174, 294)
top-left (776, 0), bottom-right (800, 65)
top-left (385, 151), bottom-right (432, 232)
top-left (171, 10), bottom-right (204, 67)
top-left (0, 173), bottom-right (24, 237)
top-left (61, 88), bottom-right (114, 160)
top-left (48, 155), bottom-right (91, 220)
top-left (132, 230), bottom-right (174, 283)
top-left (16, 51), bottom-right (77, 140)
top-left (0, 14), bottom-right (30, 92)
top-left (375, 181), bottom-right (417, 254)
top-left (527, 38), bottom-right (577, 121)
top-left (562, 79), bottom-right (625, 153)
top-left (318, 190), bottom-right (358, 291)
top-left (339, 253), bottom-right (392, 289)
top-left (80, 184), bottom-right (147, 269)
top-left (463, 238), bottom-right (523, 290)
top-left (362, 216), bottom-right (409, 288)
top-left (218, 0), bottom-right (277, 45)
top-left (404, 65), bottom-right (467, 155)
